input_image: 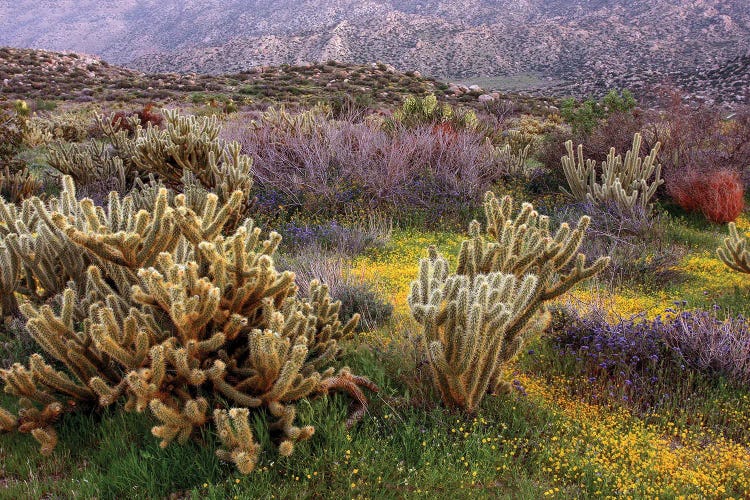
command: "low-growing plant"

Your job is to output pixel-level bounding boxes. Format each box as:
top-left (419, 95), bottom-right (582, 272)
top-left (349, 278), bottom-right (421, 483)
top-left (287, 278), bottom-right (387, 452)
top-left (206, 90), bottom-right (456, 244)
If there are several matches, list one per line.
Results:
top-left (545, 303), bottom-right (750, 411)
top-left (547, 307), bottom-right (690, 410)
top-left (661, 306), bottom-right (750, 385)
top-left (278, 216), bottom-right (391, 256)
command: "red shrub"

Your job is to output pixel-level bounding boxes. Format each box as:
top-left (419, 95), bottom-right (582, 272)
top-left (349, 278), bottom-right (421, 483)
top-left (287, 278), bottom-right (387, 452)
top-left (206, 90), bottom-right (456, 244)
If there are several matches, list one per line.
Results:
top-left (111, 103), bottom-right (164, 134)
top-left (669, 169), bottom-right (745, 223)
top-left (667, 171), bottom-right (702, 212)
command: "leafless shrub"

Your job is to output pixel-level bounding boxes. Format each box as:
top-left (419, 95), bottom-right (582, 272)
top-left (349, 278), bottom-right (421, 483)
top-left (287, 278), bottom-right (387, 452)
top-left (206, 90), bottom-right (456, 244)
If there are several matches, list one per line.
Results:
top-left (226, 111), bottom-right (506, 220)
top-left (662, 307), bottom-right (750, 386)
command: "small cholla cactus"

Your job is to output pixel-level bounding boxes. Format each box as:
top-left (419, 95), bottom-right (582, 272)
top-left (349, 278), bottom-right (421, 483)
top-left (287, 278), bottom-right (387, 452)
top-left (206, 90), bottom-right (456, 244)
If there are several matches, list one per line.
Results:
top-left (718, 222), bottom-right (750, 274)
top-left (561, 133), bottom-right (663, 215)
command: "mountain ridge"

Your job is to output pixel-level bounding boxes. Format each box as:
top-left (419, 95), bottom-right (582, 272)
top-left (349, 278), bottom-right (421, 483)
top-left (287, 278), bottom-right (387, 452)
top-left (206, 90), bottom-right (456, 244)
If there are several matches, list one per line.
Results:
top-left (1, 1), bottom-right (748, 103)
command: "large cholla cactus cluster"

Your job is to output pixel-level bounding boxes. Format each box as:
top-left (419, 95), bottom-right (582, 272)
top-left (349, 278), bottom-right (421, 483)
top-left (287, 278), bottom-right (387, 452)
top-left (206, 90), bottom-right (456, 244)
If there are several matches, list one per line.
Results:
top-left (408, 192), bottom-right (608, 412)
top-left (561, 133), bottom-right (663, 214)
top-left (0, 174), bottom-right (375, 473)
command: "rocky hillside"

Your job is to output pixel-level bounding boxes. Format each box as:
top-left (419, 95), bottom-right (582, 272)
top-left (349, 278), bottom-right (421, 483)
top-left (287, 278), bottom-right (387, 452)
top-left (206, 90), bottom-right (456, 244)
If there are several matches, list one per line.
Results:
top-left (3, 47), bottom-right (545, 109)
top-left (1, 1), bottom-right (748, 104)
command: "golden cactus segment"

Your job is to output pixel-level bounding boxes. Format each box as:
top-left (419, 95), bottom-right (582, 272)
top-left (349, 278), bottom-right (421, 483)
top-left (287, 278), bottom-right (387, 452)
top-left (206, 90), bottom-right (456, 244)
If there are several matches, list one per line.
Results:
top-left (0, 407), bottom-right (17, 431)
top-left (214, 408), bottom-right (262, 474)
top-left (718, 222), bottom-right (750, 274)
top-left (150, 398), bottom-right (209, 448)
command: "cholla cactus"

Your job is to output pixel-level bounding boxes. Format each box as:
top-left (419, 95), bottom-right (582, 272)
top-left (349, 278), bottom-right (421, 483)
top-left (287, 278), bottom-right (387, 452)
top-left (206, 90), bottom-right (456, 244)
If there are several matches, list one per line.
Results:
top-left (0, 165), bottom-right (42, 203)
top-left (385, 94), bottom-right (478, 132)
top-left (493, 142), bottom-right (531, 177)
top-left (718, 222), bottom-right (750, 274)
top-left (47, 140), bottom-right (134, 192)
top-left (0, 176), bottom-right (90, 303)
top-left (0, 242), bottom-right (20, 317)
top-left (214, 408), bottom-right (263, 473)
top-left (409, 193), bottom-right (607, 412)
top-left (0, 176), bottom-right (374, 470)
top-left (457, 192), bottom-right (598, 283)
top-left (133, 109), bottom-right (254, 225)
top-left (561, 133), bottom-right (663, 214)
top-left (252, 106), bottom-right (327, 137)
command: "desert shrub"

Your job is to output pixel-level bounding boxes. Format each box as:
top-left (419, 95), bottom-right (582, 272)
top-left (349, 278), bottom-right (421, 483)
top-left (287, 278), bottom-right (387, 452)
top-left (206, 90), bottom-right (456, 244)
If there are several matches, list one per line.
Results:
top-left (560, 90), bottom-right (636, 136)
top-left (661, 306), bottom-right (750, 385)
top-left (548, 304), bottom-right (750, 412)
top-left (647, 91), bottom-right (750, 192)
top-left (407, 192), bottom-right (608, 412)
top-left (111, 103), bottom-right (164, 134)
top-left (232, 109), bottom-right (504, 223)
top-left (0, 176), bottom-right (376, 473)
top-left (326, 92), bottom-right (373, 121)
top-left (479, 98), bottom-right (517, 127)
top-left (279, 249), bottom-right (393, 333)
top-left (555, 202), bottom-right (684, 290)
top-left (335, 279), bottom-right (394, 332)
top-left (668, 169), bottom-right (744, 223)
top-left (278, 216), bottom-right (391, 256)
top-left (582, 110), bottom-right (646, 163)
top-left (549, 308), bottom-right (689, 410)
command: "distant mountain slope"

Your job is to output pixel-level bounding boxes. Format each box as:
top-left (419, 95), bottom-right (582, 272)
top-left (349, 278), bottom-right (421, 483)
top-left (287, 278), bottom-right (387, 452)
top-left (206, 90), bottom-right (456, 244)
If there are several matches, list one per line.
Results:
top-left (1, 1), bottom-right (748, 102)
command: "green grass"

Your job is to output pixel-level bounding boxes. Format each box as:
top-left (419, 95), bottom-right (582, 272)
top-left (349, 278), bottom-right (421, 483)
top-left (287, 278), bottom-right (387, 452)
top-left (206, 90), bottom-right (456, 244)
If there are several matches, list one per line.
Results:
top-left (0, 355), bottom-right (562, 499)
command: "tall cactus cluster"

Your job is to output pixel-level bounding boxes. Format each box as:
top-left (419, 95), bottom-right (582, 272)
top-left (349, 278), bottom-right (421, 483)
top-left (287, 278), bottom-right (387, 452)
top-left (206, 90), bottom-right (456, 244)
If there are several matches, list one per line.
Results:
top-left (0, 172), bottom-right (375, 472)
top-left (408, 192), bottom-right (608, 412)
top-left (561, 133), bottom-right (663, 215)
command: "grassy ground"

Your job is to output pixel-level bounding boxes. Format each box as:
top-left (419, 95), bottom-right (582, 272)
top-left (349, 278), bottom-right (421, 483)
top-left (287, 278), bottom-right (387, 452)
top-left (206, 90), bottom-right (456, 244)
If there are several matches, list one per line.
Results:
top-left (2, 206), bottom-right (750, 499)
